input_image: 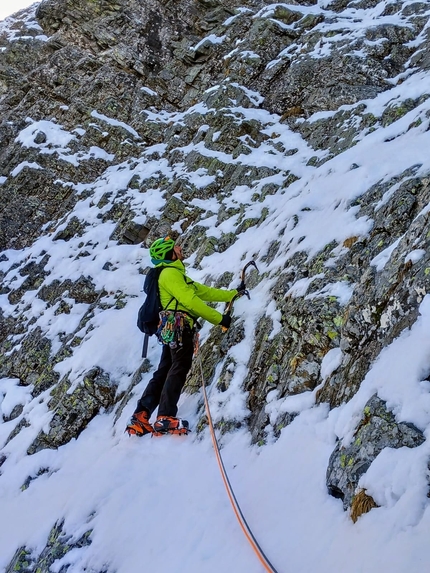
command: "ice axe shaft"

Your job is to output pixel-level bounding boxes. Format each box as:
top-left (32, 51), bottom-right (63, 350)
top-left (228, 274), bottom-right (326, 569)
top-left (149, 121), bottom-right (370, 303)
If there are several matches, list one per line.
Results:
top-left (224, 289), bottom-right (250, 316)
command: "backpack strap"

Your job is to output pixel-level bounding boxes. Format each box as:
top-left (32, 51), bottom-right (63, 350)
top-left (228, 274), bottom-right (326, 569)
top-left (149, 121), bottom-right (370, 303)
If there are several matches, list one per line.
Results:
top-left (162, 296), bottom-right (176, 311)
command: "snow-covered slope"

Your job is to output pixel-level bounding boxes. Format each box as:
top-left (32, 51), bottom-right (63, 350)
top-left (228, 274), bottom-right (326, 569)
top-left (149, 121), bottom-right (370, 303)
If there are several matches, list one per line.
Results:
top-left (1, 0), bottom-right (430, 571)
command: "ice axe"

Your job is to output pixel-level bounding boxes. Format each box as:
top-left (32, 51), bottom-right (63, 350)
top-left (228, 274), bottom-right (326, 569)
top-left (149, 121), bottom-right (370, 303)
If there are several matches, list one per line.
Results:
top-left (222, 260), bottom-right (259, 332)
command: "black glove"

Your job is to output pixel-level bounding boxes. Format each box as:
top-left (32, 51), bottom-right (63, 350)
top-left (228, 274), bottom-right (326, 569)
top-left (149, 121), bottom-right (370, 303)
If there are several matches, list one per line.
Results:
top-left (219, 314), bottom-right (232, 329)
top-left (237, 280), bottom-right (246, 292)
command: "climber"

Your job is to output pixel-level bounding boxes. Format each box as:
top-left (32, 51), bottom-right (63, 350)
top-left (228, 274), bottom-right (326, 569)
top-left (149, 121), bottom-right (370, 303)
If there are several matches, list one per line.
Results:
top-left (126, 236), bottom-right (244, 436)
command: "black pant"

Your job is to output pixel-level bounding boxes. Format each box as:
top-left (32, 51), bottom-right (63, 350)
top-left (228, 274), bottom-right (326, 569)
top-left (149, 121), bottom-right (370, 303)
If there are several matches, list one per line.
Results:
top-left (135, 327), bottom-right (194, 418)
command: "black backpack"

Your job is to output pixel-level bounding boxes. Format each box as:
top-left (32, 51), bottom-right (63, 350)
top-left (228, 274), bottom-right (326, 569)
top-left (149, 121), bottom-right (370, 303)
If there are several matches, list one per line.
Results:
top-left (137, 267), bottom-right (165, 335)
top-left (137, 267), bottom-right (175, 357)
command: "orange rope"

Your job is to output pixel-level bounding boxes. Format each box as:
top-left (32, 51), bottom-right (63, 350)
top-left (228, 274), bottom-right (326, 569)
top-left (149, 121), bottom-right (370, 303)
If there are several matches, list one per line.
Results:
top-left (198, 358), bottom-right (279, 573)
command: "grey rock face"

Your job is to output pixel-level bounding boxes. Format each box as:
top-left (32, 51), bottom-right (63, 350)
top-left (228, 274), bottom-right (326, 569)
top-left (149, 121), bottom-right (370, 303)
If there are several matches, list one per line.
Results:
top-left (27, 367), bottom-right (118, 454)
top-left (5, 520), bottom-right (92, 573)
top-left (318, 174), bottom-right (430, 407)
top-left (326, 395), bottom-right (425, 510)
top-left (0, 328), bottom-right (59, 392)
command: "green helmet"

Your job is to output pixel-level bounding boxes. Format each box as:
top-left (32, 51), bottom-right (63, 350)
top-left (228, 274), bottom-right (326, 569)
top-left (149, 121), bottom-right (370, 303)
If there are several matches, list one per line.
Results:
top-left (149, 236), bottom-right (175, 264)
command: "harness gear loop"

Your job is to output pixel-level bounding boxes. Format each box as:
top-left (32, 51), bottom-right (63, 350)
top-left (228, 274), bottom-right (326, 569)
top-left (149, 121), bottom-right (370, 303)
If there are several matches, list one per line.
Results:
top-left (157, 310), bottom-right (189, 348)
top-left (198, 355), bottom-right (278, 573)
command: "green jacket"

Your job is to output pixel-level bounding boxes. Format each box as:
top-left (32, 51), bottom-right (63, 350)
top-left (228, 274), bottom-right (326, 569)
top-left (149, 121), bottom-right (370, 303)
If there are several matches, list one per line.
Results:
top-left (157, 259), bottom-right (237, 326)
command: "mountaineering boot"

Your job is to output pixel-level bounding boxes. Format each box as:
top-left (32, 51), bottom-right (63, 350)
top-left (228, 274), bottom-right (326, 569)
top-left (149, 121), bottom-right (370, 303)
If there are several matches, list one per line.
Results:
top-left (153, 416), bottom-right (189, 435)
top-left (125, 410), bottom-right (154, 436)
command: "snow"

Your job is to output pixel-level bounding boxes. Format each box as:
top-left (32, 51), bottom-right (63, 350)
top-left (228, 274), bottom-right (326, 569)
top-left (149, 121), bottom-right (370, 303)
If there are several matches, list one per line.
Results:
top-left (320, 348), bottom-right (343, 381)
top-left (191, 34), bottom-right (226, 52)
top-left (1, 0), bottom-right (430, 571)
top-left (223, 7), bottom-right (253, 27)
top-left (140, 86), bottom-right (158, 96)
top-left (371, 237), bottom-right (402, 271)
top-left (55, 146), bottom-right (115, 166)
top-left (230, 82), bottom-right (265, 106)
top-left (405, 249), bottom-right (426, 264)
top-left (90, 111), bottom-right (141, 139)
top-left (0, 378), bottom-right (33, 419)
top-left (16, 119), bottom-right (75, 149)
top-left (10, 161), bottom-right (43, 177)
top-left (305, 280), bottom-right (355, 305)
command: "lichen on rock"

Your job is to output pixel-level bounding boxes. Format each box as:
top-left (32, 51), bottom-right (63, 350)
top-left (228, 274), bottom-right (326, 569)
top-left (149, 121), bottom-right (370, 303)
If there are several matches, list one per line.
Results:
top-left (326, 395), bottom-right (425, 512)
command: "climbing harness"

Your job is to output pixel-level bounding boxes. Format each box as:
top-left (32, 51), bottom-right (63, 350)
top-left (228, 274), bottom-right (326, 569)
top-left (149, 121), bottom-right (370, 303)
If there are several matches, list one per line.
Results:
top-left (157, 310), bottom-right (201, 353)
top-left (157, 310), bottom-right (188, 348)
top-left (198, 356), bottom-right (278, 573)
top-left (199, 260), bottom-right (278, 572)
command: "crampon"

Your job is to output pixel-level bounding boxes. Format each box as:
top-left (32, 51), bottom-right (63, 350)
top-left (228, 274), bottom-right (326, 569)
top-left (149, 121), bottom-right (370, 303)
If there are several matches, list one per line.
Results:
top-left (153, 416), bottom-right (190, 436)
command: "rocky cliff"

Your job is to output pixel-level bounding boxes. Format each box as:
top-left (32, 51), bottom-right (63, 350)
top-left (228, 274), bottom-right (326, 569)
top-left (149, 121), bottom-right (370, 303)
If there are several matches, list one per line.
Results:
top-left (1, 0), bottom-right (430, 569)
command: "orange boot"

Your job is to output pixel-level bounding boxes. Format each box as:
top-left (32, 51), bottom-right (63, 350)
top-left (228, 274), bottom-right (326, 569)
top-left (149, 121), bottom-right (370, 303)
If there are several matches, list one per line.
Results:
top-left (125, 410), bottom-right (154, 436)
